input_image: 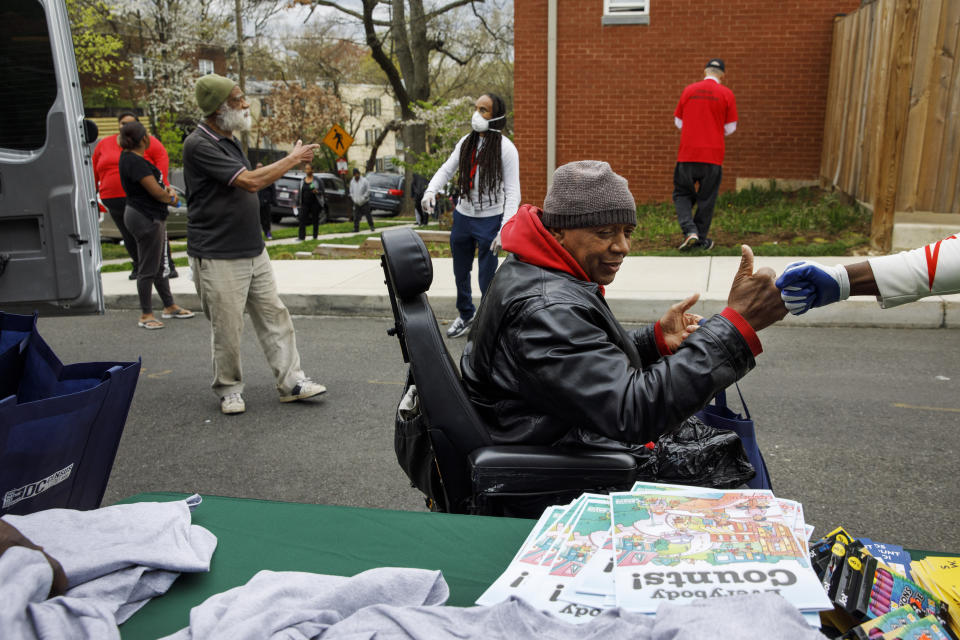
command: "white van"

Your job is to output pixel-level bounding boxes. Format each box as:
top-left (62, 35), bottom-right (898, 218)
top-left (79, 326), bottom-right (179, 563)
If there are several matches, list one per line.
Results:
top-left (0, 0), bottom-right (103, 315)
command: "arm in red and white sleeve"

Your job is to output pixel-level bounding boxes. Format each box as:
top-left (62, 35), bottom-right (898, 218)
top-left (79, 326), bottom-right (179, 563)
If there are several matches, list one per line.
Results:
top-left (868, 234), bottom-right (960, 308)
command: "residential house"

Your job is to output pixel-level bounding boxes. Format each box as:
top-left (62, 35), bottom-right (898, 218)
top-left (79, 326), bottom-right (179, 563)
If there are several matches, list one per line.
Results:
top-left (340, 83), bottom-right (400, 173)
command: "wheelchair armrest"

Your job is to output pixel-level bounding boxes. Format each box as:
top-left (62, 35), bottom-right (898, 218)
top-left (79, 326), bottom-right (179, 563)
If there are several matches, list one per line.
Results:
top-left (468, 445), bottom-right (636, 496)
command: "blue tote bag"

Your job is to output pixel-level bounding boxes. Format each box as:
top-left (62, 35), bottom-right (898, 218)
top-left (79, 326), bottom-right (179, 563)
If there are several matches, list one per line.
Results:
top-left (695, 383), bottom-right (773, 491)
top-left (0, 311), bottom-right (36, 400)
top-left (0, 312), bottom-right (140, 516)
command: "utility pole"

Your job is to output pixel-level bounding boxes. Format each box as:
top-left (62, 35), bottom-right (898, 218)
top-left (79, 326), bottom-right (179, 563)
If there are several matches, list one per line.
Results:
top-left (235, 0), bottom-right (248, 155)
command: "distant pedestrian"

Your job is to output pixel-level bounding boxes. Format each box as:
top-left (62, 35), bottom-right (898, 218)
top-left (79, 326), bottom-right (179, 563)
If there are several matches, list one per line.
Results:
top-left (255, 162), bottom-right (275, 239)
top-left (117, 120), bottom-right (193, 330)
top-left (420, 92), bottom-right (520, 338)
top-left (183, 73), bottom-right (326, 415)
top-left (297, 163), bottom-right (326, 240)
top-left (673, 58), bottom-right (738, 252)
top-left (410, 173), bottom-right (430, 225)
top-left (349, 168), bottom-right (374, 233)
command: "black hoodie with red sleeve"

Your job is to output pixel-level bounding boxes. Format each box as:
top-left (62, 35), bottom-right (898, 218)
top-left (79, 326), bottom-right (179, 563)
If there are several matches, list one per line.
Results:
top-left (460, 204), bottom-right (760, 449)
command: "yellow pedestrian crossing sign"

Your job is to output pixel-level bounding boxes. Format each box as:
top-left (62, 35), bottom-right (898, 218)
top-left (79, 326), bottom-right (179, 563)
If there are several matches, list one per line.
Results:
top-left (323, 124), bottom-right (353, 155)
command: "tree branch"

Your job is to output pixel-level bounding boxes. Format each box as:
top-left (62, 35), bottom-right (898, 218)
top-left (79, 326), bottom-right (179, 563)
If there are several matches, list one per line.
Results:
top-left (366, 119), bottom-right (402, 171)
top-left (295, 0), bottom-right (390, 26)
top-left (433, 43), bottom-right (473, 66)
top-left (470, 0), bottom-right (510, 45)
top-left (362, 0), bottom-right (411, 117)
top-left (423, 0), bottom-right (478, 22)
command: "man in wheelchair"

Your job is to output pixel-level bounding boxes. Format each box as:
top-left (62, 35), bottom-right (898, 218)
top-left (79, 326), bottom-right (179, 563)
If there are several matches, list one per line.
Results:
top-left (460, 160), bottom-right (787, 458)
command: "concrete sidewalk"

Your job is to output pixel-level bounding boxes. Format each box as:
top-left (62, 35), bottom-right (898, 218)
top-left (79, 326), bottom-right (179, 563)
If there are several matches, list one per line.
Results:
top-left (101, 247), bottom-right (960, 328)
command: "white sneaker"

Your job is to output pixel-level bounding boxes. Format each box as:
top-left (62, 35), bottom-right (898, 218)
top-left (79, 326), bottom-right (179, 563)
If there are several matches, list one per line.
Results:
top-left (280, 378), bottom-right (327, 403)
top-left (446, 315), bottom-right (473, 339)
top-left (220, 393), bottom-right (245, 415)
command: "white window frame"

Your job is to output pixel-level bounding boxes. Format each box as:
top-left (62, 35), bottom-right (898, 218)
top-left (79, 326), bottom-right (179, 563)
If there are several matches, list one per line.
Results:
top-left (363, 97), bottom-right (381, 117)
top-left (602, 0), bottom-right (649, 25)
top-left (132, 55), bottom-right (148, 80)
top-left (365, 127), bottom-right (382, 146)
top-left (198, 58), bottom-right (215, 75)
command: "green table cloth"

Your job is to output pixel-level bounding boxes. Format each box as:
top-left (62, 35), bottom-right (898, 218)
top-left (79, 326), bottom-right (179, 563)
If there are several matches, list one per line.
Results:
top-left (118, 492), bottom-right (535, 639)
top-left (116, 492), bottom-right (958, 639)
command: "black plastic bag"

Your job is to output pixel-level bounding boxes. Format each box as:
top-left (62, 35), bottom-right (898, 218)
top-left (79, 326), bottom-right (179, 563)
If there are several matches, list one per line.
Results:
top-left (639, 415), bottom-right (756, 489)
top-left (564, 415), bottom-right (755, 489)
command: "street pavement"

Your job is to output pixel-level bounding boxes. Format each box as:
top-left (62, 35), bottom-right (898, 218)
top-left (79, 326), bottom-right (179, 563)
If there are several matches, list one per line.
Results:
top-left (34, 232), bottom-right (960, 554)
top-left (36, 312), bottom-right (960, 554)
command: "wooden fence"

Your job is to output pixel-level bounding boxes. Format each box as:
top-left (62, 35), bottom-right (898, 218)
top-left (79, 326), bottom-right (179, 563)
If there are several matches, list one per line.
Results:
top-left (820, 0), bottom-right (960, 248)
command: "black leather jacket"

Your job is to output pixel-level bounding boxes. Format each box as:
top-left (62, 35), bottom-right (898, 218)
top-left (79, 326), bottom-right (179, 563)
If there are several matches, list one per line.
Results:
top-left (460, 255), bottom-right (756, 448)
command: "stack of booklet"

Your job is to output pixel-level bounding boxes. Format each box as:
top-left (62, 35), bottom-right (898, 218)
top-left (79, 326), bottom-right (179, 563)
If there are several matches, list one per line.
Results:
top-left (477, 481), bottom-right (832, 626)
top-left (910, 556), bottom-right (960, 639)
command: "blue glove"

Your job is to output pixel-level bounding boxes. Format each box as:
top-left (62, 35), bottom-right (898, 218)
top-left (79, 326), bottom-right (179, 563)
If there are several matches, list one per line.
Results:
top-left (775, 260), bottom-right (850, 315)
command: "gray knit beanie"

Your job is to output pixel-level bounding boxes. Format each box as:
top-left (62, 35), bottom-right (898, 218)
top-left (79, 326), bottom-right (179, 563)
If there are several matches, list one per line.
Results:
top-left (542, 161), bottom-right (636, 229)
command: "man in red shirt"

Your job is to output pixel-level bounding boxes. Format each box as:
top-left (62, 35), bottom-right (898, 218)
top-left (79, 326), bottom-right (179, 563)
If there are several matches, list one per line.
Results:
top-left (673, 58), bottom-right (738, 252)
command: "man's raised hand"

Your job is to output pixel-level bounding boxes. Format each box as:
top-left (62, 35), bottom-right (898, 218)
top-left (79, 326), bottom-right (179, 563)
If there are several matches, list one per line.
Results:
top-left (726, 245), bottom-right (787, 331)
top-left (659, 293), bottom-right (703, 352)
top-left (289, 139), bottom-right (320, 164)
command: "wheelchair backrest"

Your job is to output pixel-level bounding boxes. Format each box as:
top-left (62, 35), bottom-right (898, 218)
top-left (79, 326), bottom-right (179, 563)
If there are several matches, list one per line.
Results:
top-left (380, 228), bottom-right (494, 508)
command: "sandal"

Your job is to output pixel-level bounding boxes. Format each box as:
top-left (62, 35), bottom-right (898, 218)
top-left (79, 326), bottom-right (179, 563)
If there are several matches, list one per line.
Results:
top-left (161, 307), bottom-right (195, 319)
top-left (138, 319), bottom-right (165, 330)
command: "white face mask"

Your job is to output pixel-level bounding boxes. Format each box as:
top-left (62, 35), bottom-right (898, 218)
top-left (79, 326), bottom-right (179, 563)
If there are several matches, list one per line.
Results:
top-left (471, 110), bottom-right (504, 133)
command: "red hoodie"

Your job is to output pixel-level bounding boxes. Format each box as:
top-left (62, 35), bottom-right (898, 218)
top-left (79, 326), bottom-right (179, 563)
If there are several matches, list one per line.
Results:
top-left (500, 204), bottom-right (761, 357)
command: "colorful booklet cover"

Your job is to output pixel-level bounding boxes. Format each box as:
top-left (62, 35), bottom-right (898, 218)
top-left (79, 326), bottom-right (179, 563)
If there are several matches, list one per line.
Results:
top-left (877, 616), bottom-right (953, 640)
top-left (476, 494), bottom-right (605, 623)
top-left (568, 482), bottom-right (722, 603)
top-left (860, 538), bottom-right (912, 580)
top-left (519, 495), bottom-right (614, 619)
top-left (474, 503), bottom-right (568, 606)
top-left (610, 488), bottom-right (832, 614)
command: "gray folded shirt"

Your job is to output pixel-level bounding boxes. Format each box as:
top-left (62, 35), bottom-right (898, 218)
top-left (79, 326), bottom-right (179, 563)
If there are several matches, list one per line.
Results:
top-left (0, 495), bottom-right (216, 640)
top-left (163, 566), bottom-right (825, 640)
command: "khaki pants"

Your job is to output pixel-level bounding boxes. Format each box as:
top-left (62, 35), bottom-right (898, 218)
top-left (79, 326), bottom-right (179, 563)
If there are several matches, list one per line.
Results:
top-left (190, 249), bottom-right (305, 398)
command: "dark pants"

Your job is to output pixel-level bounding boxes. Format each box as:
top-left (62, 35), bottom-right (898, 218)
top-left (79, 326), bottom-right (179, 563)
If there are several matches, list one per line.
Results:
top-left (449, 210), bottom-right (501, 320)
top-left (298, 204), bottom-right (321, 240)
top-left (353, 201), bottom-right (374, 232)
top-left (259, 203), bottom-right (272, 237)
top-left (123, 205), bottom-right (174, 315)
top-left (673, 162), bottom-right (722, 242)
top-left (104, 197), bottom-right (176, 275)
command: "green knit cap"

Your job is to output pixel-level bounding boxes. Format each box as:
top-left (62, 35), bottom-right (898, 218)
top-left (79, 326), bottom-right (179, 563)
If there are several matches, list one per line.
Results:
top-left (195, 74), bottom-right (237, 116)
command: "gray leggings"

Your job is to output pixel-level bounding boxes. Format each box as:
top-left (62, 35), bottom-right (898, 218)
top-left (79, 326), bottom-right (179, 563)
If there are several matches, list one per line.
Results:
top-left (124, 205), bottom-right (174, 314)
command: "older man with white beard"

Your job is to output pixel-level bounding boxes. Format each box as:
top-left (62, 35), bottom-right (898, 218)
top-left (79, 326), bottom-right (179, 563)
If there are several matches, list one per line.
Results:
top-left (183, 73), bottom-right (327, 415)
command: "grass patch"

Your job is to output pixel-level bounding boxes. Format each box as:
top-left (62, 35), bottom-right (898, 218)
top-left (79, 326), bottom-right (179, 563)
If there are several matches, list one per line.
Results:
top-left (631, 186), bottom-right (870, 256)
top-left (266, 241), bottom-right (323, 258)
top-left (100, 243), bottom-right (135, 260)
top-left (102, 219), bottom-right (411, 259)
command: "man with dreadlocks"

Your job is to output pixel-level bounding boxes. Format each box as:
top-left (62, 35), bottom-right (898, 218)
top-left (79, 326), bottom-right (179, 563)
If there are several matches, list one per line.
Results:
top-left (422, 93), bottom-right (521, 338)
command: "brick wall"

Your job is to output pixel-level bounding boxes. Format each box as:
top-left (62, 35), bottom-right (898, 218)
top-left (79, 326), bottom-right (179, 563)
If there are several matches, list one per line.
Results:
top-left (514, 0), bottom-right (861, 207)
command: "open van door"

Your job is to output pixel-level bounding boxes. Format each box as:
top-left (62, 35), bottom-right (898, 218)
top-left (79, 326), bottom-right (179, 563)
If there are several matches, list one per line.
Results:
top-left (0, 0), bottom-right (103, 315)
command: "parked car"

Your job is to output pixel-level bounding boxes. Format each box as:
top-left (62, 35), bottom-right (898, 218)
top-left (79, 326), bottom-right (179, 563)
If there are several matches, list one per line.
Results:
top-left (99, 185), bottom-right (188, 241)
top-left (270, 171), bottom-right (352, 224)
top-left (366, 172), bottom-right (404, 216)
